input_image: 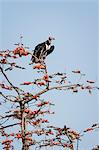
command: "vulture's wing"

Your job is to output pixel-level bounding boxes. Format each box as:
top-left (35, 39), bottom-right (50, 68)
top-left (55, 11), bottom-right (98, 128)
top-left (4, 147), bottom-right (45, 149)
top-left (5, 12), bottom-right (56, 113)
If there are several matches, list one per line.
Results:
top-left (31, 42), bottom-right (46, 63)
top-left (42, 45), bottom-right (54, 60)
top-left (46, 45), bottom-right (54, 56)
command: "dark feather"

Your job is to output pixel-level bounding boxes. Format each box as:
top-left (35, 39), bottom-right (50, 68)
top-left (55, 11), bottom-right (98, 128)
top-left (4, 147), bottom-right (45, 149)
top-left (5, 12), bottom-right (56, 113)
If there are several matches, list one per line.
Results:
top-left (31, 39), bottom-right (54, 63)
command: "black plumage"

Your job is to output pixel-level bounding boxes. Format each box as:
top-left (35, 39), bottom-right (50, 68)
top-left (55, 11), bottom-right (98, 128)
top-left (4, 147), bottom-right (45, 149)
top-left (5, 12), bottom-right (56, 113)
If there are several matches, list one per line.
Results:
top-left (31, 37), bottom-right (55, 63)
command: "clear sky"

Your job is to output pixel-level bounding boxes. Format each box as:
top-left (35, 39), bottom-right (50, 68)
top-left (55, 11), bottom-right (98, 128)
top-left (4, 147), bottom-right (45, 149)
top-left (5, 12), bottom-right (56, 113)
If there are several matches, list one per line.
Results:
top-left (0, 0), bottom-right (99, 149)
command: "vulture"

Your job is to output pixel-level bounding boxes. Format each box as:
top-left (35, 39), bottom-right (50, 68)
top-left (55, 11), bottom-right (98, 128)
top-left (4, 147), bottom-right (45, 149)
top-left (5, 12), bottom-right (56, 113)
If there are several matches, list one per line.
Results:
top-left (31, 37), bottom-right (55, 64)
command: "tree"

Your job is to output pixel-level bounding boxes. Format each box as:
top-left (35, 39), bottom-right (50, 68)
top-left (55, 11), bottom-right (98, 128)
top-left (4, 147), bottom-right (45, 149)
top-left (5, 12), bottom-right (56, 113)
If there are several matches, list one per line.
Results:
top-left (0, 37), bottom-right (98, 150)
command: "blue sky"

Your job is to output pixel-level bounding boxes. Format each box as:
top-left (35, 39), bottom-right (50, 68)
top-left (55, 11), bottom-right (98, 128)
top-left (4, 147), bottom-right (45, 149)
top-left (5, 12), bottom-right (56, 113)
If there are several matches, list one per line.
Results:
top-left (0, 0), bottom-right (99, 149)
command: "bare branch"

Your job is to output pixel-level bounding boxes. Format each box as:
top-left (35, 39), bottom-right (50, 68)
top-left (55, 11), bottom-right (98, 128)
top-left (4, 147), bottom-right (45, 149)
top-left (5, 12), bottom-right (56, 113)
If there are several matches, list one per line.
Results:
top-left (0, 123), bottom-right (20, 130)
top-left (0, 66), bottom-right (20, 96)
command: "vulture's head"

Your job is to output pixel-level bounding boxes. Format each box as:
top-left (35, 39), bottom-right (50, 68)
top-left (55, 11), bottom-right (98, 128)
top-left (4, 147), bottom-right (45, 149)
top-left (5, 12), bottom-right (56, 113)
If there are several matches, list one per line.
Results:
top-left (48, 36), bottom-right (55, 41)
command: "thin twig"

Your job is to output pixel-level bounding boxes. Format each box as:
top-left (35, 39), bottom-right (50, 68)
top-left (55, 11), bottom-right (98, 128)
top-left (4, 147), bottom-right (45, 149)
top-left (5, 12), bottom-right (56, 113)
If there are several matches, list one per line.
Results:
top-left (0, 66), bottom-right (20, 96)
top-left (25, 84), bottom-right (82, 103)
top-left (0, 123), bottom-right (20, 130)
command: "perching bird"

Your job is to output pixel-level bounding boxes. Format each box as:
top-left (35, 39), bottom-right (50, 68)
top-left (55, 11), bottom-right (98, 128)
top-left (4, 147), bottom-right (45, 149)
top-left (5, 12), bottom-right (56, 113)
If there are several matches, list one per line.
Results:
top-left (31, 37), bottom-right (55, 64)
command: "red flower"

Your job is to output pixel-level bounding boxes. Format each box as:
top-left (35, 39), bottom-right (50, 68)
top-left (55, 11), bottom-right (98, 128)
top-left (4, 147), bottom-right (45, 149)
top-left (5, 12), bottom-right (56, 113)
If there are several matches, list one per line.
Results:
top-left (25, 137), bottom-right (32, 141)
top-left (19, 47), bottom-right (25, 55)
top-left (33, 64), bottom-right (45, 69)
top-left (10, 133), bottom-right (14, 136)
top-left (13, 47), bottom-right (20, 55)
top-left (41, 119), bottom-right (49, 123)
top-left (68, 144), bottom-right (74, 148)
top-left (0, 84), bottom-right (12, 90)
top-left (13, 46), bottom-right (29, 57)
top-left (21, 82), bottom-right (33, 85)
top-left (37, 101), bottom-right (49, 107)
top-left (2, 140), bottom-right (13, 144)
top-left (70, 130), bottom-right (80, 138)
top-left (84, 127), bottom-right (93, 132)
top-left (30, 110), bottom-right (39, 115)
top-left (43, 75), bottom-right (49, 81)
top-left (32, 95), bottom-right (39, 99)
top-left (16, 133), bottom-right (22, 139)
top-left (63, 143), bottom-right (68, 147)
top-left (48, 130), bottom-right (54, 135)
top-left (22, 51), bottom-right (30, 56)
top-left (1, 59), bottom-right (7, 64)
top-left (52, 141), bottom-right (60, 145)
top-left (37, 82), bottom-right (45, 86)
top-left (24, 109), bottom-right (32, 114)
top-left (32, 121), bottom-right (39, 126)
